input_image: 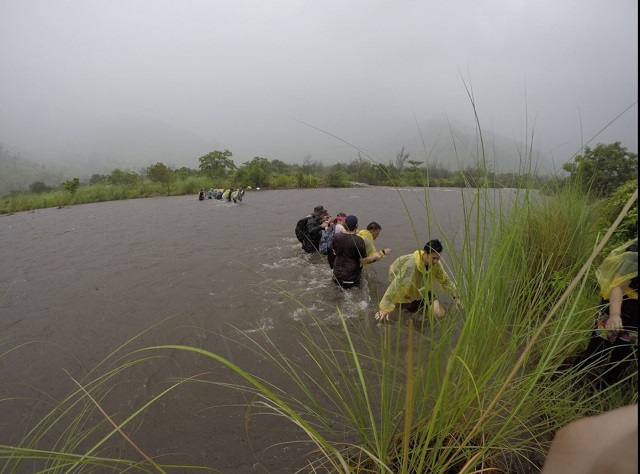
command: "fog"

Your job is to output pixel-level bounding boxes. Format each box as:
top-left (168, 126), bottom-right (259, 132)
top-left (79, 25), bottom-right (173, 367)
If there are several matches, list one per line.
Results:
top-left (1, 1), bottom-right (637, 172)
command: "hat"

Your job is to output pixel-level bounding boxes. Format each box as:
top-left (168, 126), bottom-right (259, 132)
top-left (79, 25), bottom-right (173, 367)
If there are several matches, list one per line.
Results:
top-left (313, 205), bottom-right (328, 216)
top-left (344, 215), bottom-right (358, 230)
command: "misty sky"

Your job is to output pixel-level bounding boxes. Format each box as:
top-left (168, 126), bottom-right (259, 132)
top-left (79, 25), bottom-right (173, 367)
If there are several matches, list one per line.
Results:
top-left (1, 1), bottom-right (637, 170)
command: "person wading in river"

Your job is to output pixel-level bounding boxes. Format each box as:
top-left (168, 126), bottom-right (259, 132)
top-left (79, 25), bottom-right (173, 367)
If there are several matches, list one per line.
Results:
top-left (374, 239), bottom-right (462, 322)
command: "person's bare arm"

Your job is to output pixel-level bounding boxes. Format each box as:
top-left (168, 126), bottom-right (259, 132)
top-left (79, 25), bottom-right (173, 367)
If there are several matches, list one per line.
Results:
top-left (605, 280), bottom-right (630, 331)
top-left (542, 404), bottom-right (638, 474)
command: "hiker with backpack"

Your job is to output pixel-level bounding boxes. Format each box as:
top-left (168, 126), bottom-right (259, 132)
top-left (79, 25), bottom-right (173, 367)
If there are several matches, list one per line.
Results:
top-left (295, 205), bottom-right (330, 253)
top-left (319, 213), bottom-right (347, 269)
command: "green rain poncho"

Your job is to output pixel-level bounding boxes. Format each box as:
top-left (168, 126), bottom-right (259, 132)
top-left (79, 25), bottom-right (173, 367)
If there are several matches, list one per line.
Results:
top-left (378, 250), bottom-right (457, 313)
top-left (596, 239), bottom-right (638, 301)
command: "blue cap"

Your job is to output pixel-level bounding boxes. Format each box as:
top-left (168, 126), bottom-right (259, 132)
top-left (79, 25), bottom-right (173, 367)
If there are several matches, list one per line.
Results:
top-left (344, 215), bottom-right (358, 230)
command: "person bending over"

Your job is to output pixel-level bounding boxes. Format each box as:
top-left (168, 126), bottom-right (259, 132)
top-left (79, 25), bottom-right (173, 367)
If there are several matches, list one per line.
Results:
top-left (374, 239), bottom-right (462, 322)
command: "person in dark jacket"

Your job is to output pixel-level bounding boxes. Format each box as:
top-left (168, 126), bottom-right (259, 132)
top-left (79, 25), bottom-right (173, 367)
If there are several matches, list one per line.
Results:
top-left (302, 205), bottom-right (330, 253)
top-left (332, 215), bottom-right (382, 289)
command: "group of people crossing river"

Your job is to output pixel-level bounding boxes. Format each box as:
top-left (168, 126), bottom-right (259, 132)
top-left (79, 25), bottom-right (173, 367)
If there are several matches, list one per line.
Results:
top-left (295, 203), bottom-right (638, 392)
top-left (198, 187), bottom-right (245, 203)
top-left (295, 204), bottom-right (462, 323)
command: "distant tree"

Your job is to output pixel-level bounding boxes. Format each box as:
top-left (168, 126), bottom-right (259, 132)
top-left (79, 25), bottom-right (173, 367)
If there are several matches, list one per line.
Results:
top-left (394, 145), bottom-right (410, 172)
top-left (562, 142), bottom-right (637, 198)
top-left (301, 154), bottom-right (313, 175)
top-left (198, 150), bottom-right (236, 179)
top-left (89, 174), bottom-right (106, 184)
top-left (270, 159), bottom-right (289, 174)
top-left (327, 170), bottom-right (350, 187)
top-left (63, 178), bottom-right (80, 196)
top-left (598, 179), bottom-right (638, 254)
top-left (147, 162), bottom-right (174, 193)
top-left (108, 169), bottom-right (140, 186)
top-left (29, 181), bottom-right (51, 194)
top-left (234, 157), bottom-right (272, 188)
top-left (174, 167), bottom-right (197, 181)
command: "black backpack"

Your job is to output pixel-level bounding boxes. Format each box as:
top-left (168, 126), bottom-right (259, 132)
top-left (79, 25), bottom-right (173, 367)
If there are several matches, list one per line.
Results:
top-left (295, 215), bottom-right (311, 243)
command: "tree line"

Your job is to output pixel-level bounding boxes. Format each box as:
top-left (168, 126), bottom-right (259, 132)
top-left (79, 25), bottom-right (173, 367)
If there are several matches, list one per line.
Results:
top-left (5, 142), bottom-right (638, 223)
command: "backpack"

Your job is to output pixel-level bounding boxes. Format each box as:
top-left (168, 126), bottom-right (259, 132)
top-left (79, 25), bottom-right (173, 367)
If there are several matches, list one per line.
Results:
top-left (295, 215), bottom-right (312, 243)
top-left (318, 224), bottom-right (336, 255)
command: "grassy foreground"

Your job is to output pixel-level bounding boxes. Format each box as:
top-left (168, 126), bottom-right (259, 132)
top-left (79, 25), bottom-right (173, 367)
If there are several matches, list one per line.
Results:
top-left (1, 182), bottom-right (637, 473)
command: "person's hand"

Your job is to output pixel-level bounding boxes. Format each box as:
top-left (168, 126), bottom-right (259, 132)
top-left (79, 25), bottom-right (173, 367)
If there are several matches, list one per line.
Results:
top-left (383, 248), bottom-right (391, 256)
top-left (454, 297), bottom-right (464, 309)
top-left (374, 310), bottom-right (390, 322)
top-left (605, 314), bottom-right (623, 332)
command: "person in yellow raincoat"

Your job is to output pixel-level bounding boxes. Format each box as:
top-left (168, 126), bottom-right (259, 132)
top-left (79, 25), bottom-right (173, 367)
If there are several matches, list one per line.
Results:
top-left (577, 239), bottom-right (638, 386)
top-left (374, 239), bottom-right (462, 322)
top-left (357, 222), bottom-right (391, 261)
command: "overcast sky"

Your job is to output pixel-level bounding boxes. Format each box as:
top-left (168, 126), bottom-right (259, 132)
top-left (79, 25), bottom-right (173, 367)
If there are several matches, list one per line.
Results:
top-left (0, 1), bottom-right (637, 169)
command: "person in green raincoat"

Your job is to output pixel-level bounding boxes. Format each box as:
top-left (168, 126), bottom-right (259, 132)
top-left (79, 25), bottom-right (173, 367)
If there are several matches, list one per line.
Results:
top-left (374, 239), bottom-right (462, 322)
top-left (577, 239), bottom-right (638, 386)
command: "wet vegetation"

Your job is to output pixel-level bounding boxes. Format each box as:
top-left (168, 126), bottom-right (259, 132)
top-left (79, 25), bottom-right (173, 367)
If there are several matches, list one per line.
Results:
top-left (0, 139), bottom-right (635, 217)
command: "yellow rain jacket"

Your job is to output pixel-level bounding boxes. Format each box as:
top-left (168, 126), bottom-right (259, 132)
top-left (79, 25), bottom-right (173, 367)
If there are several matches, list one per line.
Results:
top-left (379, 250), bottom-right (457, 313)
top-left (593, 239), bottom-right (638, 343)
top-left (596, 240), bottom-right (638, 301)
top-left (357, 229), bottom-right (384, 259)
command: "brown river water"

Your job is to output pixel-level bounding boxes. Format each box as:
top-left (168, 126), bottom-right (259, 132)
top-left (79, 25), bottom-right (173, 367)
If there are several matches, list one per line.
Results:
top-left (0, 187), bottom-right (501, 473)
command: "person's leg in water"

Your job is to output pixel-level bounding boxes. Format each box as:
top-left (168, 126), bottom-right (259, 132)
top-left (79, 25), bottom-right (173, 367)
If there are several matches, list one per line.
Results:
top-left (402, 292), bottom-right (447, 318)
top-left (327, 251), bottom-right (336, 269)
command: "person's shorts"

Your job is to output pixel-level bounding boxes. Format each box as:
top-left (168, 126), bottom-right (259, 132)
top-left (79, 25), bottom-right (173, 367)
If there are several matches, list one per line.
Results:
top-left (401, 292), bottom-right (435, 313)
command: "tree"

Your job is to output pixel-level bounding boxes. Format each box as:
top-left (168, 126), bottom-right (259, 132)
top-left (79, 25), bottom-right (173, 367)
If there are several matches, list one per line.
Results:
top-left (147, 162), bottom-right (174, 193)
top-left (29, 181), bottom-right (51, 194)
top-left (234, 157), bottom-right (272, 188)
top-left (89, 174), bottom-right (106, 184)
top-left (562, 142), bottom-right (638, 198)
top-left (174, 167), bottom-right (197, 181)
top-left (270, 159), bottom-right (289, 174)
top-left (598, 179), bottom-right (638, 254)
top-left (198, 150), bottom-right (236, 179)
top-left (108, 169), bottom-right (140, 186)
top-left (63, 178), bottom-right (80, 196)
top-left (394, 145), bottom-right (410, 172)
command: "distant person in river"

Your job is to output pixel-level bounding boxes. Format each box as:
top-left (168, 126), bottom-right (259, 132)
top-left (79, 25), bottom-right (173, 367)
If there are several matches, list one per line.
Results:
top-left (301, 205), bottom-right (330, 253)
top-left (198, 189), bottom-right (206, 201)
top-left (320, 213), bottom-right (346, 269)
top-left (575, 239), bottom-right (638, 386)
top-left (332, 215), bottom-right (382, 289)
top-left (231, 188), bottom-right (245, 203)
top-left (358, 222), bottom-right (391, 261)
top-left (374, 239), bottom-right (462, 322)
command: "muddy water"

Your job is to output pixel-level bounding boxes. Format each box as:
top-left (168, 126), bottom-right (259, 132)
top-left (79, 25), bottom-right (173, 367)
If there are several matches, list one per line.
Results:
top-left (0, 187), bottom-right (492, 473)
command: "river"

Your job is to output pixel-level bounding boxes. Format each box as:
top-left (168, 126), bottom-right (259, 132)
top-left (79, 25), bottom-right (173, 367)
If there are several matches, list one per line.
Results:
top-left (0, 187), bottom-right (498, 473)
